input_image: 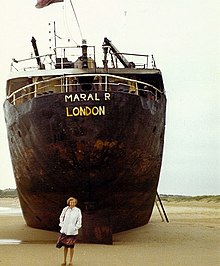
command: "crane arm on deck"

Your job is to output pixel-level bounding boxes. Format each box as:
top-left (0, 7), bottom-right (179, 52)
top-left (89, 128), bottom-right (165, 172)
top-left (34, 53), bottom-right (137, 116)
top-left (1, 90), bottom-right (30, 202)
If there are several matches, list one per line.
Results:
top-left (103, 37), bottom-right (135, 68)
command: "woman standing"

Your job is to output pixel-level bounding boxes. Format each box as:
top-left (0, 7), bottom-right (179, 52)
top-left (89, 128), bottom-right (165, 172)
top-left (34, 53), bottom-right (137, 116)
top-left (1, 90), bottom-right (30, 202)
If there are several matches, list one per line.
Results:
top-left (56, 197), bottom-right (82, 266)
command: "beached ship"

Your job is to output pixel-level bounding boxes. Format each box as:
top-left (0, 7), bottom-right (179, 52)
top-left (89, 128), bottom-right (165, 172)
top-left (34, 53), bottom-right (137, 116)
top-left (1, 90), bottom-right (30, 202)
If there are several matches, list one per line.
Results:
top-left (4, 30), bottom-right (166, 244)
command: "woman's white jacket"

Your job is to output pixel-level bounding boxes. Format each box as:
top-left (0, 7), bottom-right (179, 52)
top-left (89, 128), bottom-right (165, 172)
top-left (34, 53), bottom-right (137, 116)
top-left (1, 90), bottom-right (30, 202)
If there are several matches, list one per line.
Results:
top-left (59, 206), bottom-right (82, 236)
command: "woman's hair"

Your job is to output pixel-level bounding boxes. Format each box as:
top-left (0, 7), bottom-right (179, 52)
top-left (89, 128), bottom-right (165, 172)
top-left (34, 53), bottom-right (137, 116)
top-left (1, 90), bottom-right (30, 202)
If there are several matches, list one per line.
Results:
top-left (67, 197), bottom-right (78, 206)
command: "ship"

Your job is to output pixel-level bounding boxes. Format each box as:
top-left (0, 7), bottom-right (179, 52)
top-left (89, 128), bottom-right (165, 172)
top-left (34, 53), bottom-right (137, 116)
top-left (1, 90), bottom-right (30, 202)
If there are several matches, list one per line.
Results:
top-left (3, 29), bottom-right (166, 244)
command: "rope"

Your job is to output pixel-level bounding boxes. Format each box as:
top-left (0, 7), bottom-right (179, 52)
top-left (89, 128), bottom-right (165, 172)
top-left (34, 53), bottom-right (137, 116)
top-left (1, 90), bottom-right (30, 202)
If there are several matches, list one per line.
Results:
top-left (69, 0), bottom-right (83, 40)
top-left (63, 1), bottom-right (78, 45)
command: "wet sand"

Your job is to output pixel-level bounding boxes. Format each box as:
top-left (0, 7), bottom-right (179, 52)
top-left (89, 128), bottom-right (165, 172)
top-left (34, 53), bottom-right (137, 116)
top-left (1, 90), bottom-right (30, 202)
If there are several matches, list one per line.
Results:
top-left (0, 197), bottom-right (219, 266)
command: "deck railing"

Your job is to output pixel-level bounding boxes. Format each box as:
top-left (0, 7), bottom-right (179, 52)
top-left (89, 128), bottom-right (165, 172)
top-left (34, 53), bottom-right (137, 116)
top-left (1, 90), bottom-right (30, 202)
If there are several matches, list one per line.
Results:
top-left (10, 54), bottom-right (56, 72)
top-left (7, 74), bottom-right (162, 106)
top-left (10, 46), bottom-right (156, 72)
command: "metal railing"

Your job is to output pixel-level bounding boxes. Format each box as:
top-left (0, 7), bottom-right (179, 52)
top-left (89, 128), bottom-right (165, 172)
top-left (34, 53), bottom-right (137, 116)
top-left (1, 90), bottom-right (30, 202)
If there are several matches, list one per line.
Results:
top-left (10, 53), bottom-right (56, 72)
top-left (10, 46), bottom-right (156, 72)
top-left (7, 74), bottom-right (162, 105)
top-left (10, 46), bottom-right (96, 72)
top-left (115, 53), bottom-right (157, 69)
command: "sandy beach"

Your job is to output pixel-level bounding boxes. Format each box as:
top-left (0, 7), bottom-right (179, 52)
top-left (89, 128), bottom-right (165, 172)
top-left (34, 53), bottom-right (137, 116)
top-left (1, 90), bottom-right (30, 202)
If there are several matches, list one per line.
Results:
top-left (0, 197), bottom-right (219, 266)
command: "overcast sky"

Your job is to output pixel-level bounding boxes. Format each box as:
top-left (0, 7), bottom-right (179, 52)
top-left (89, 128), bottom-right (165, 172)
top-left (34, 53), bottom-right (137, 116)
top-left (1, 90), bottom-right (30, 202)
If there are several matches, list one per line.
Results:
top-left (0, 0), bottom-right (219, 195)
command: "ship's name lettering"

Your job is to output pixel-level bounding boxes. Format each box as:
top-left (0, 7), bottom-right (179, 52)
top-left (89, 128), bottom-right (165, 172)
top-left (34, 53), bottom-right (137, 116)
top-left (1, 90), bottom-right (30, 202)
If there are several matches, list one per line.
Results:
top-left (65, 92), bottom-right (110, 102)
top-left (66, 106), bottom-right (105, 117)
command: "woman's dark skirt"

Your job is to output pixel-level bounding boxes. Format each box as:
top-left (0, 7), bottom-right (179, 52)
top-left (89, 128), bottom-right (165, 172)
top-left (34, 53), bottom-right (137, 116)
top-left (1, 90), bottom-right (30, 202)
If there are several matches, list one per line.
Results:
top-left (56, 233), bottom-right (78, 248)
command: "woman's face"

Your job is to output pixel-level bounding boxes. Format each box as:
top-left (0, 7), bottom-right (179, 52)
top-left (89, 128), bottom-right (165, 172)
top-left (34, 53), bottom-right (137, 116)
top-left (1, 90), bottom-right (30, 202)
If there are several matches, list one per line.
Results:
top-left (69, 199), bottom-right (77, 208)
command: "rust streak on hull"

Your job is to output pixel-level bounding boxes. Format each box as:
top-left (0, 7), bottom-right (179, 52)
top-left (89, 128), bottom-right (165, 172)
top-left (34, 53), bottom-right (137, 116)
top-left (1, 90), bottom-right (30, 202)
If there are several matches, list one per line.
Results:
top-left (4, 36), bottom-right (167, 244)
top-left (4, 90), bottom-right (166, 243)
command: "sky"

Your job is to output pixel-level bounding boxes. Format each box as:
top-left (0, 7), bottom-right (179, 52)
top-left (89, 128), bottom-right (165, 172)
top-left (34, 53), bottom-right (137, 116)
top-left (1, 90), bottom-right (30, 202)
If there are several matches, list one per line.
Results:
top-left (0, 0), bottom-right (219, 195)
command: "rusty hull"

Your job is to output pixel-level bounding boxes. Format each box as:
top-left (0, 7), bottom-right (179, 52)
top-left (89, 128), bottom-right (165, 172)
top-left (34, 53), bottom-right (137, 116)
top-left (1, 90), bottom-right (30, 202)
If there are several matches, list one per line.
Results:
top-left (4, 90), bottom-right (166, 244)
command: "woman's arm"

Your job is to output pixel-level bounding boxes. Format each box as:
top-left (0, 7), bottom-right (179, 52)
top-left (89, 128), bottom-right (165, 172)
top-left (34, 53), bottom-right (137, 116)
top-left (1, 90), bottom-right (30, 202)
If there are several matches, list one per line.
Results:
top-left (59, 207), bottom-right (68, 227)
top-left (75, 209), bottom-right (82, 230)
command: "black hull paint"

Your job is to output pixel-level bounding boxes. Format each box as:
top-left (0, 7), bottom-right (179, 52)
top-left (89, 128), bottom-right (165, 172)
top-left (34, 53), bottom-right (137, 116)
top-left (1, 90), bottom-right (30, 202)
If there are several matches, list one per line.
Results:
top-left (4, 90), bottom-right (166, 244)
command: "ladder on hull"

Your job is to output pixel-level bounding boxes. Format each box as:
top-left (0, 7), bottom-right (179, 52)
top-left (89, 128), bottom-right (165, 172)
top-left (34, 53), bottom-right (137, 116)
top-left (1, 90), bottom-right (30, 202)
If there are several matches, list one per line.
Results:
top-left (155, 192), bottom-right (169, 223)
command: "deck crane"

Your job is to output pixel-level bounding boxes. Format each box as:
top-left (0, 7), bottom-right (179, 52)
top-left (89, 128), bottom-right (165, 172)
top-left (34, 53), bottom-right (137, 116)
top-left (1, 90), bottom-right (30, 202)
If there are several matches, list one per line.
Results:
top-left (102, 37), bottom-right (135, 68)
